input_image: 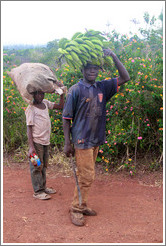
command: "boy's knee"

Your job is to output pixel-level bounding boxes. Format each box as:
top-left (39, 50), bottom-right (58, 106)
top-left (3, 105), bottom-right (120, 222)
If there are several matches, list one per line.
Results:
top-left (80, 170), bottom-right (95, 186)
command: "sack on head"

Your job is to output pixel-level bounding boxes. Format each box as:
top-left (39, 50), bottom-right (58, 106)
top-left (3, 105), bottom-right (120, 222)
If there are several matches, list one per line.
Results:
top-left (7, 63), bottom-right (64, 104)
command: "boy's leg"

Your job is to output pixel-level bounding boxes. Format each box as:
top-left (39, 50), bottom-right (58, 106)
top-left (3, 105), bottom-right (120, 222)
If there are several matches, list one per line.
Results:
top-left (42, 145), bottom-right (49, 189)
top-left (42, 145), bottom-right (56, 194)
top-left (71, 146), bottom-right (99, 212)
top-left (30, 143), bottom-right (45, 193)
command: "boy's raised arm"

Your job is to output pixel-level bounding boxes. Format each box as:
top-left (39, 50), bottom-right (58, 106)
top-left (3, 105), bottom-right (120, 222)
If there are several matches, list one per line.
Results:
top-left (53, 94), bottom-right (64, 109)
top-left (103, 49), bottom-right (130, 86)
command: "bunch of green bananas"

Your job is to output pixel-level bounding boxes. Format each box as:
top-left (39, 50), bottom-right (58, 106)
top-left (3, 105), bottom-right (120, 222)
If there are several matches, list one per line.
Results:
top-left (57, 29), bottom-right (113, 70)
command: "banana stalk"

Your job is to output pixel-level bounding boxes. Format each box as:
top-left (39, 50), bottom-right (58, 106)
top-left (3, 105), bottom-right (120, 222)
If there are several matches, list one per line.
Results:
top-left (57, 29), bottom-right (112, 70)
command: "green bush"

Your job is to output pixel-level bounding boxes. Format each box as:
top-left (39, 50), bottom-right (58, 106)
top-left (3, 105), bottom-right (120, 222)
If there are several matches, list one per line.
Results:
top-left (3, 70), bottom-right (27, 151)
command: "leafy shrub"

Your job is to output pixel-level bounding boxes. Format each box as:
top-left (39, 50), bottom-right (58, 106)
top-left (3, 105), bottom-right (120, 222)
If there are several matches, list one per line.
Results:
top-left (3, 70), bottom-right (27, 151)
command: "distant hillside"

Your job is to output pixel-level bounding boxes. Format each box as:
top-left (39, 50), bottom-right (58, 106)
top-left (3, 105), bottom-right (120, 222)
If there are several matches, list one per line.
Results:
top-left (3, 39), bottom-right (60, 70)
top-left (3, 44), bottom-right (47, 50)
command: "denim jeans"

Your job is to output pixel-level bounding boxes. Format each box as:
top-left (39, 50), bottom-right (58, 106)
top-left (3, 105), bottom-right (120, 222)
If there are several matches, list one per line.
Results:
top-left (29, 142), bottom-right (49, 193)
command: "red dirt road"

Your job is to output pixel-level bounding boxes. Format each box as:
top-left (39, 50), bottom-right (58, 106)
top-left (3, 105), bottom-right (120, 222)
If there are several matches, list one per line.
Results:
top-left (3, 162), bottom-right (163, 244)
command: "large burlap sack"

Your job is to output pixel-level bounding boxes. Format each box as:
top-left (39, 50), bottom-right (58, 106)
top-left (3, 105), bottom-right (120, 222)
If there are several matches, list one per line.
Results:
top-left (7, 63), bottom-right (65, 104)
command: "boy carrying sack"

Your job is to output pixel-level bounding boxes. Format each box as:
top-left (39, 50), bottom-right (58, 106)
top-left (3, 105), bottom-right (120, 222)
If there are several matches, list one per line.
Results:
top-left (8, 63), bottom-right (65, 200)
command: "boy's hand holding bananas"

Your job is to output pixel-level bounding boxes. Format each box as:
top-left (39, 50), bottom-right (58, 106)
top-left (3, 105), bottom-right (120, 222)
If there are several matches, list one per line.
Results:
top-left (103, 49), bottom-right (114, 57)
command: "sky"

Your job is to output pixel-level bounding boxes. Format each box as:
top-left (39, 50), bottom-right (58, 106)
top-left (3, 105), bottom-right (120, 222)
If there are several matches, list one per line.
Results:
top-left (1, 1), bottom-right (165, 46)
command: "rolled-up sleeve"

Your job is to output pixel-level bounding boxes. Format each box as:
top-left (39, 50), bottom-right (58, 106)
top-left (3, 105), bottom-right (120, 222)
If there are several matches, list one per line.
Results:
top-left (62, 85), bottom-right (78, 120)
top-left (103, 78), bottom-right (118, 101)
top-left (44, 99), bottom-right (54, 110)
top-left (62, 93), bottom-right (74, 120)
top-left (25, 105), bottom-right (34, 126)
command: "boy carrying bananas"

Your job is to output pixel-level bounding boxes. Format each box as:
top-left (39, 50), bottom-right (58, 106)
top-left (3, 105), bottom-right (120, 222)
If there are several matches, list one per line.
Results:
top-left (62, 48), bottom-right (130, 226)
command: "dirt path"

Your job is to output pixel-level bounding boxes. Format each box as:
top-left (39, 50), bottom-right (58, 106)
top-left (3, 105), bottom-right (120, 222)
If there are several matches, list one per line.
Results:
top-left (3, 162), bottom-right (163, 244)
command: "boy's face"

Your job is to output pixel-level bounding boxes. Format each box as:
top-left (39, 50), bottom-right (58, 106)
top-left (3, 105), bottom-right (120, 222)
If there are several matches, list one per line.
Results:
top-left (33, 91), bottom-right (45, 104)
top-left (82, 64), bottom-right (99, 84)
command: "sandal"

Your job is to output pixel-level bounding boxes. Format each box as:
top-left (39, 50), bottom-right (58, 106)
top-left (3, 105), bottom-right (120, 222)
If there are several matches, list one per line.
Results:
top-left (82, 207), bottom-right (97, 216)
top-left (69, 209), bottom-right (85, 226)
top-left (45, 187), bottom-right (56, 194)
top-left (33, 192), bottom-right (51, 200)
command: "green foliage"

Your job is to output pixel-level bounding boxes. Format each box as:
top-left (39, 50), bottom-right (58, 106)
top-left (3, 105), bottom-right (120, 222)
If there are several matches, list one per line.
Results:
top-left (3, 70), bottom-right (27, 152)
top-left (44, 93), bottom-right (64, 148)
top-left (3, 11), bottom-right (163, 173)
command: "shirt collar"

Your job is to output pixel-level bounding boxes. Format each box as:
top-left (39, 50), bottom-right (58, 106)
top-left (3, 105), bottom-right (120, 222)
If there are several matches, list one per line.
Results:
top-left (79, 79), bottom-right (97, 88)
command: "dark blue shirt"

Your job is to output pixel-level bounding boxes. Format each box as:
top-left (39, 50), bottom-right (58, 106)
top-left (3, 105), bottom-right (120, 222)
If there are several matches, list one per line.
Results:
top-left (63, 78), bottom-right (118, 149)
